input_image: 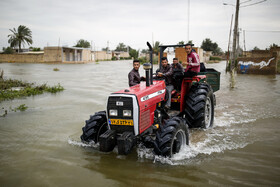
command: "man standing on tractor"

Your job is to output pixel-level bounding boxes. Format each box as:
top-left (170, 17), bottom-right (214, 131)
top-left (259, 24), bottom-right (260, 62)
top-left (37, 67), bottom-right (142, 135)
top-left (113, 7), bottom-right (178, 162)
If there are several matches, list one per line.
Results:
top-left (156, 57), bottom-right (173, 109)
top-left (128, 59), bottom-right (145, 87)
top-left (183, 43), bottom-right (200, 77)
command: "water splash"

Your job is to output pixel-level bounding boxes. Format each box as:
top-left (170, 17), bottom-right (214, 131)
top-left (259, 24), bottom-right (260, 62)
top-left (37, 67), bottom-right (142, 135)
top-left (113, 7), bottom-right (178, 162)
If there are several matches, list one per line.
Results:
top-left (68, 138), bottom-right (99, 148)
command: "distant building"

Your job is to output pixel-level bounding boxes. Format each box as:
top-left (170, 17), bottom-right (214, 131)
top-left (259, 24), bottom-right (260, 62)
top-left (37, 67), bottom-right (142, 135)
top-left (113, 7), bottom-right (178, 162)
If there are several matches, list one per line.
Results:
top-left (112, 51), bottom-right (130, 60)
top-left (175, 47), bottom-right (205, 62)
top-left (46, 46), bottom-right (92, 63)
top-left (92, 51), bottom-right (112, 61)
top-left (92, 50), bottom-right (129, 61)
top-left (0, 46), bottom-right (92, 63)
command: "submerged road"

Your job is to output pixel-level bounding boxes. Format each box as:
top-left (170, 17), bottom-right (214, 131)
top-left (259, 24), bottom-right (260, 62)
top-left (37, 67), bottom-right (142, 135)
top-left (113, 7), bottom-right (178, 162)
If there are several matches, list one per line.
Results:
top-left (0, 61), bottom-right (279, 186)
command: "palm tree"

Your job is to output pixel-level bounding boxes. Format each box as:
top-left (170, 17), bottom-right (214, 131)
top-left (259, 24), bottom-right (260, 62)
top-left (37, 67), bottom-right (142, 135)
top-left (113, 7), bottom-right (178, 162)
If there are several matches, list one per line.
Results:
top-left (8, 25), bottom-right (33, 53)
top-left (153, 41), bottom-right (161, 54)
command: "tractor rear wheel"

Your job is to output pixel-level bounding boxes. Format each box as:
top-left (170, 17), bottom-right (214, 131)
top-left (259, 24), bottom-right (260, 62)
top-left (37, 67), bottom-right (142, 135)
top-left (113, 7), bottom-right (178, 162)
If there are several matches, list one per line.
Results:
top-left (80, 111), bottom-right (109, 143)
top-left (185, 83), bottom-right (214, 128)
top-left (154, 117), bottom-right (189, 157)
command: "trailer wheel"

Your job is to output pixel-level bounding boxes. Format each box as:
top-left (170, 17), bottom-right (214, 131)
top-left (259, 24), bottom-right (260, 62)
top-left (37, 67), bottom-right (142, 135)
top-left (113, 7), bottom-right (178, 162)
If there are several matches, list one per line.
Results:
top-left (185, 83), bottom-right (214, 128)
top-left (154, 117), bottom-right (189, 157)
top-left (80, 111), bottom-right (109, 143)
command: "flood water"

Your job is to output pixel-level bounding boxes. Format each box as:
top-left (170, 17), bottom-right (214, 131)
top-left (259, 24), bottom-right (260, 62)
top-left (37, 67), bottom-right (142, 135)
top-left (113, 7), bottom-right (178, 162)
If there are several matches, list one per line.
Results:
top-left (0, 61), bottom-right (279, 186)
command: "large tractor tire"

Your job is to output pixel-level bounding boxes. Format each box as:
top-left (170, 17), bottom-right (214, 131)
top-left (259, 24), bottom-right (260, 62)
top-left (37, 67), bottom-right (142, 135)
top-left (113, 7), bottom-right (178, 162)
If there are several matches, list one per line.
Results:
top-left (154, 117), bottom-right (189, 157)
top-left (185, 83), bottom-right (214, 129)
top-left (80, 111), bottom-right (109, 143)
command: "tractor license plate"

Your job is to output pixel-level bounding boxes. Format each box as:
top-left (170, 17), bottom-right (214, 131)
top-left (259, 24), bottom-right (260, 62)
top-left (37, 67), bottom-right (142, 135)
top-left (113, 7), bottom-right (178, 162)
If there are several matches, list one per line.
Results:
top-left (109, 119), bottom-right (133, 126)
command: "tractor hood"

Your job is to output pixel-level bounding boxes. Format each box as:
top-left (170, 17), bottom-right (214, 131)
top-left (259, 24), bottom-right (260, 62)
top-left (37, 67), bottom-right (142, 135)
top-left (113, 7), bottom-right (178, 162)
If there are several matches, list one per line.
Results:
top-left (114, 80), bottom-right (166, 109)
top-left (108, 80), bottom-right (166, 135)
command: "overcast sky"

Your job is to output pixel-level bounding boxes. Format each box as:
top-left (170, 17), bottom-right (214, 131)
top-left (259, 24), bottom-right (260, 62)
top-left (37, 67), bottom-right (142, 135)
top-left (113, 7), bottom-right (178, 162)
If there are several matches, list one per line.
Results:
top-left (0, 0), bottom-right (279, 51)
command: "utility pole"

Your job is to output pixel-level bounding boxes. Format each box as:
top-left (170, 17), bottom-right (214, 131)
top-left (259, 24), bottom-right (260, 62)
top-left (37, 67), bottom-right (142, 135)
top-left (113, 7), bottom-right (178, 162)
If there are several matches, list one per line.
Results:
top-left (107, 41), bottom-right (109, 60)
top-left (231, 0), bottom-right (240, 72)
top-left (237, 28), bottom-right (240, 57)
top-left (243, 30), bottom-right (246, 53)
top-left (223, 0), bottom-right (266, 87)
top-left (91, 40), bottom-right (93, 61)
top-left (226, 14), bottom-right (234, 72)
top-left (229, 0), bottom-right (240, 88)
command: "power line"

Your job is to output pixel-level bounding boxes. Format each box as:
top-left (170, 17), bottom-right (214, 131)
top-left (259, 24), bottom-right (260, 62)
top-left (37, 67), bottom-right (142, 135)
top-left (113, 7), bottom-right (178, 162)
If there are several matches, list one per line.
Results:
top-left (245, 30), bottom-right (280, 33)
top-left (223, 0), bottom-right (266, 7)
top-left (240, 0), bottom-right (252, 4)
top-left (240, 0), bottom-right (267, 7)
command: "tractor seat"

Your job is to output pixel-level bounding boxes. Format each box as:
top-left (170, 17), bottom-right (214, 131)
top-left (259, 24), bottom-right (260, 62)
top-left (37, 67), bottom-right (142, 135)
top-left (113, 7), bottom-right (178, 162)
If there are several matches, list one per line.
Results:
top-left (200, 62), bottom-right (207, 72)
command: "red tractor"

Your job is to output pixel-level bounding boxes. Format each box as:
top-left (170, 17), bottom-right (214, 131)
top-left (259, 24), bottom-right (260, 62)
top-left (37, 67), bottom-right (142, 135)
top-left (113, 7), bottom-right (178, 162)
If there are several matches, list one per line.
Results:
top-left (80, 42), bottom-right (220, 157)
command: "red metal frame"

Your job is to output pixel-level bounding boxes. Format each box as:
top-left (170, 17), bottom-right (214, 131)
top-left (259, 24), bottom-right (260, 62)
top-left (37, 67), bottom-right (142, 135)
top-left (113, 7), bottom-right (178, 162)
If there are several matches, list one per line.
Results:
top-left (114, 75), bottom-right (206, 134)
top-left (179, 75), bottom-right (206, 112)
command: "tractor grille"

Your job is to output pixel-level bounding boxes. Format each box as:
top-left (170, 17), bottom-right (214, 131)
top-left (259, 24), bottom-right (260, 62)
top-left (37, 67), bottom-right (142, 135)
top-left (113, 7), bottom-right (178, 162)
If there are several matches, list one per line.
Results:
top-left (139, 109), bottom-right (151, 133)
top-left (107, 96), bottom-right (134, 134)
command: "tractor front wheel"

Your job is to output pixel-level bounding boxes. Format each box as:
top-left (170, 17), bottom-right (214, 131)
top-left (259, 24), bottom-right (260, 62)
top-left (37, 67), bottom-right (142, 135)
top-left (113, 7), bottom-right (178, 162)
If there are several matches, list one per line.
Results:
top-left (154, 117), bottom-right (189, 157)
top-left (80, 111), bottom-right (109, 143)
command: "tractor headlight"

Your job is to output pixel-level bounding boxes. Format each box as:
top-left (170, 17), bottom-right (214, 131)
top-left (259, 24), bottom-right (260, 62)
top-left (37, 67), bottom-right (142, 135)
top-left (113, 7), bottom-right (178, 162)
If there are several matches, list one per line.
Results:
top-left (123, 110), bottom-right (132, 117)
top-left (109, 109), bottom-right (118, 116)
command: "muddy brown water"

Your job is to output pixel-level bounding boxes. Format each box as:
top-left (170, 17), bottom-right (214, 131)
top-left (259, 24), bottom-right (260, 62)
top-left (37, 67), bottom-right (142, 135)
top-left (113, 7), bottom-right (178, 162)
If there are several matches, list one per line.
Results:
top-left (0, 61), bottom-right (279, 186)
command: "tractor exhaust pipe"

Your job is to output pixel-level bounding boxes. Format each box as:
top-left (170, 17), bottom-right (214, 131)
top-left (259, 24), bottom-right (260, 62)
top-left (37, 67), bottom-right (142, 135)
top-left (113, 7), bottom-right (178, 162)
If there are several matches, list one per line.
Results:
top-left (147, 42), bottom-right (153, 85)
top-left (143, 63), bottom-right (151, 87)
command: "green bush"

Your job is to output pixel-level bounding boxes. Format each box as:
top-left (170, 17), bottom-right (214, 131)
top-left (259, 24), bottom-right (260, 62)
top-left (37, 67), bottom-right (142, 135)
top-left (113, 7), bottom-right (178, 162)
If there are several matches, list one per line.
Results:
top-left (111, 56), bottom-right (117, 61)
top-left (12, 104), bottom-right (28, 112)
top-left (209, 56), bottom-right (222, 61)
top-left (32, 47), bottom-right (41, 51)
top-left (153, 56), bottom-right (158, 64)
top-left (139, 56), bottom-right (148, 64)
top-left (0, 78), bottom-right (64, 102)
top-left (2, 47), bottom-right (14, 54)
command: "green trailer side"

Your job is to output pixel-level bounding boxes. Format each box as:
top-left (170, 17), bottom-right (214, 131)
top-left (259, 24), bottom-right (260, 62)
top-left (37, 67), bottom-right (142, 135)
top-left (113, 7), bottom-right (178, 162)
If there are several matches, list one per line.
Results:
top-left (198, 68), bottom-right (220, 92)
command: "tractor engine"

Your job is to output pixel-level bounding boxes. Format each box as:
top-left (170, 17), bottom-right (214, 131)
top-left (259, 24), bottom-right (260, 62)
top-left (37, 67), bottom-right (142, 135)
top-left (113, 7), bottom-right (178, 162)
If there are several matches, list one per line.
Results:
top-left (100, 79), bottom-right (166, 154)
top-left (97, 63), bottom-right (166, 154)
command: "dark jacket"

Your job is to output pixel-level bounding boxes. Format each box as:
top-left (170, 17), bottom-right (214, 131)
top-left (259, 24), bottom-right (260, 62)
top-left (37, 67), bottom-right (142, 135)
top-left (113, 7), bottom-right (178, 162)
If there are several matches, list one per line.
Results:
top-left (128, 68), bottom-right (143, 87)
top-left (157, 64), bottom-right (173, 85)
top-left (171, 63), bottom-right (184, 74)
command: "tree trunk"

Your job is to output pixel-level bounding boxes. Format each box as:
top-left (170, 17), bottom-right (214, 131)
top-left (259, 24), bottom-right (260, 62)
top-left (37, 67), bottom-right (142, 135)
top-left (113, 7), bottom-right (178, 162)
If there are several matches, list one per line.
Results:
top-left (19, 41), bottom-right (21, 53)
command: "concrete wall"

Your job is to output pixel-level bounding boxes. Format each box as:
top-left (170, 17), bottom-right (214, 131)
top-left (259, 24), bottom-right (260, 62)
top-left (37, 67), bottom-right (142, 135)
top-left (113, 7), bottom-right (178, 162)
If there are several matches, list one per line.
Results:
top-left (251, 50), bottom-right (271, 58)
top-left (237, 47), bottom-right (280, 74)
top-left (82, 49), bottom-right (92, 62)
top-left (243, 47), bottom-right (280, 58)
top-left (92, 51), bottom-right (129, 61)
top-left (0, 53), bottom-right (44, 63)
top-left (237, 52), bottom-right (278, 74)
top-left (93, 51), bottom-right (112, 61)
top-left (116, 51), bottom-right (129, 58)
top-left (204, 51), bottom-right (212, 62)
top-left (44, 47), bottom-right (63, 62)
top-left (0, 47), bottom-right (92, 63)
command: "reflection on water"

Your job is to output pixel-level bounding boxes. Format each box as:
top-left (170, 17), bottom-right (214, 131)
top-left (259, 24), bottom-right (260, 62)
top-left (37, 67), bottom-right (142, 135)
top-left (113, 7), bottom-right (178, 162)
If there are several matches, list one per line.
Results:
top-left (0, 61), bottom-right (279, 186)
